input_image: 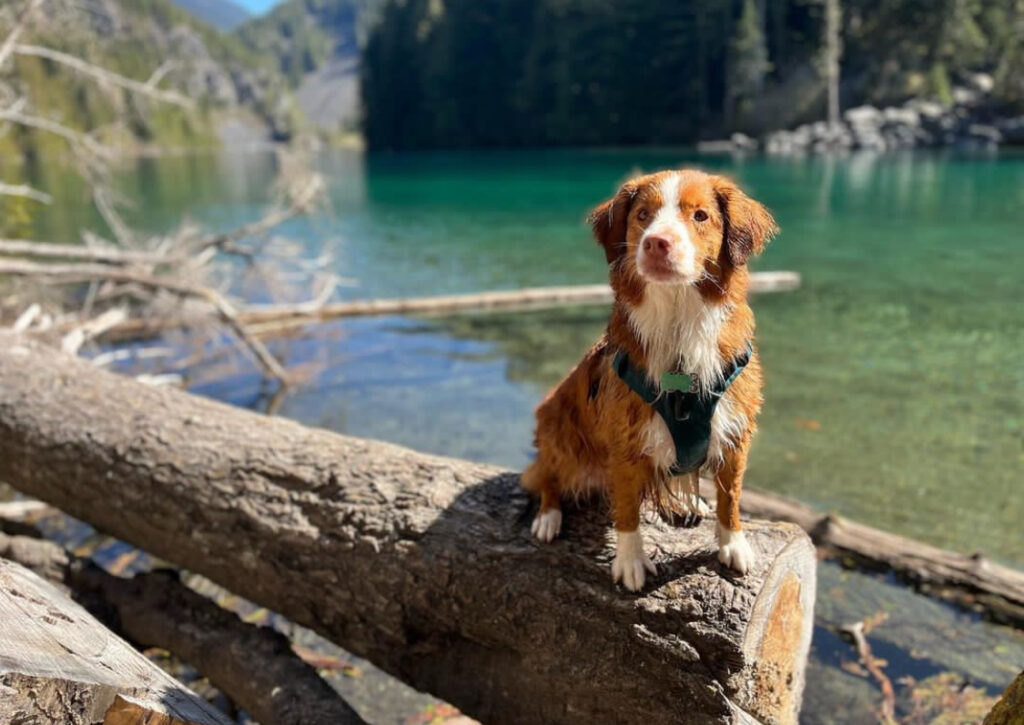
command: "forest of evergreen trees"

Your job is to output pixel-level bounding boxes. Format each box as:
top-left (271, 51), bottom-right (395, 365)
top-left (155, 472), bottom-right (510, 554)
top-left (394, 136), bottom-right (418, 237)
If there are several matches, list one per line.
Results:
top-left (362, 0), bottom-right (1023, 149)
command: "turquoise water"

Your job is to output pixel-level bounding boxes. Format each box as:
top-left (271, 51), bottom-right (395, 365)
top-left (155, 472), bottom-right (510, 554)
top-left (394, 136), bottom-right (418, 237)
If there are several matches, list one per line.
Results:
top-left (26, 146), bottom-right (1024, 721)
top-left (64, 146), bottom-right (1022, 567)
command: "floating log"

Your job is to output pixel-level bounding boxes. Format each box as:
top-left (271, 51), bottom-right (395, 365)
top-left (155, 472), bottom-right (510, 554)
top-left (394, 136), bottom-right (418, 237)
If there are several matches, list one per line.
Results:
top-left (0, 334), bottom-right (816, 725)
top-left (98, 272), bottom-right (801, 340)
top-left (0, 531), bottom-right (366, 725)
top-left (0, 558), bottom-right (231, 725)
top-left (709, 482), bottom-right (1024, 626)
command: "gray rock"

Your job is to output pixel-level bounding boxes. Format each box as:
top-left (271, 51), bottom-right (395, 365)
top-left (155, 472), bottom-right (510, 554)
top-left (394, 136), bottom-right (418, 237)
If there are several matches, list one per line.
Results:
top-left (730, 132), bottom-right (759, 151)
top-left (965, 72), bottom-right (995, 94)
top-left (844, 105), bottom-right (883, 126)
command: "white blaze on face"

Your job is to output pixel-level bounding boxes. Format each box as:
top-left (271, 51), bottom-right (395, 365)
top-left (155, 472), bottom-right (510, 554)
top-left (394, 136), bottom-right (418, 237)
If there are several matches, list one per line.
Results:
top-left (636, 173), bottom-right (698, 280)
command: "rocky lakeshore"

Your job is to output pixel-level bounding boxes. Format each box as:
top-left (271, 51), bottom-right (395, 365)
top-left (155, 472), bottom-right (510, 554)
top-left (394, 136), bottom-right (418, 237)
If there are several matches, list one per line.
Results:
top-left (700, 74), bottom-right (1023, 155)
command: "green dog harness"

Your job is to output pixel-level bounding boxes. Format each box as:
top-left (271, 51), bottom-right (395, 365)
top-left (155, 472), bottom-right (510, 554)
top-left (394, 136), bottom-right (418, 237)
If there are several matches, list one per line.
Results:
top-left (611, 343), bottom-right (752, 475)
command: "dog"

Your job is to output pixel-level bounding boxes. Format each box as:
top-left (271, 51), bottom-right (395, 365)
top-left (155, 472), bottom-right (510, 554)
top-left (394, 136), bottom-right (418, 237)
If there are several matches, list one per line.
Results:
top-left (522, 169), bottom-right (777, 591)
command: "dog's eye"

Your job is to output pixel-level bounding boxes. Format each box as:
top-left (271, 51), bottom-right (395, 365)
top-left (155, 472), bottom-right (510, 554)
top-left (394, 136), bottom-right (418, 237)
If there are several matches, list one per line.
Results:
top-left (693, 210), bottom-right (709, 222)
top-left (636, 208), bottom-right (649, 222)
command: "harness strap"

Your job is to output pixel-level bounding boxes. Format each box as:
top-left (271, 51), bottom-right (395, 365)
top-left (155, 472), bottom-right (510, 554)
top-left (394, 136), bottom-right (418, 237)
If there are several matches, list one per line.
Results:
top-left (611, 342), bottom-right (753, 474)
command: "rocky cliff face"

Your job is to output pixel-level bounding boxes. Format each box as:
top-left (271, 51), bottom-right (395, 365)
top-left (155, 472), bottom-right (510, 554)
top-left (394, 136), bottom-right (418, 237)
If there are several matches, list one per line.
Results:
top-left (234, 0), bottom-right (382, 133)
top-left (3, 0), bottom-right (289, 155)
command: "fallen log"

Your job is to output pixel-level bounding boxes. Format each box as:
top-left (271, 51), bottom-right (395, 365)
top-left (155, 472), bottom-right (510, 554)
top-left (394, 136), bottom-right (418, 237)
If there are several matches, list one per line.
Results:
top-left (96, 273), bottom-right (801, 341)
top-left (0, 558), bottom-right (231, 725)
top-left (0, 531), bottom-right (367, 725)
top-left (702, 481), bottom-right (1024, 626)
top-left (0, 335), bottom-right (816, 725)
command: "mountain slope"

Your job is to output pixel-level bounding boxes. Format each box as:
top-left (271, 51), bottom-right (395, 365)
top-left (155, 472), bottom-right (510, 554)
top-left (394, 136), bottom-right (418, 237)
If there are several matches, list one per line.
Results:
top-left (235, 0), bottom-right (382, 132)
top-left (0, 0), bottom-right (289, 158)
top-left (170, 0), bottom-right (252, 32)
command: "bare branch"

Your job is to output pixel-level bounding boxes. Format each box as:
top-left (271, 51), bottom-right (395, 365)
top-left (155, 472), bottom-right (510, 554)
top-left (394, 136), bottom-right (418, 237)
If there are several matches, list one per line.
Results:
top-left (0, 0), bottom-right (44, 69)
top-left (144, 59), bottom-right (177, 90)
top-left (839, 621), bottom-right (896, 724)
top-left (61, 307), bottom-right (128, 354)
top-left (12, 44), bottom-right (195, 109)
top-left (0, 182), bottom-right (51, 204)
top-left (0, 106), bottom-right (109, 159)
top-left (0, 239), bottom-right (170, 264)
top-left (91, 183), bottom-right (134, 247)
top-left (193, 175), bottom-right (324, 253)
top-left (0, 259), bottom-right (289, 383)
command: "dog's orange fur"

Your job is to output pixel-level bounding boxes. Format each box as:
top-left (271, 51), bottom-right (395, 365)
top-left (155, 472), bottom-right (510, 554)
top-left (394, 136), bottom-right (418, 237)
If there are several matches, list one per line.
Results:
top-left (522, 169), bottom-right (777, 580)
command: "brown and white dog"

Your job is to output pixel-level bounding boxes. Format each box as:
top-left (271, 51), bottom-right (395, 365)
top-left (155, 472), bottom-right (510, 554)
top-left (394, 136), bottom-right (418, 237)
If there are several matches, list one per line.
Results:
top-left (522, 169), bottom-right (777, 591)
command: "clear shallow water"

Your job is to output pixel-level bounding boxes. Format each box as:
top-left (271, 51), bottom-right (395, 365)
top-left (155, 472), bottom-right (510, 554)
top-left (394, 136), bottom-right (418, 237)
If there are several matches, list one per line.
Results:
top-left (28, 147), bottom-right (1024, 719)
top-left (56, 146), bottom-right (1023, 567)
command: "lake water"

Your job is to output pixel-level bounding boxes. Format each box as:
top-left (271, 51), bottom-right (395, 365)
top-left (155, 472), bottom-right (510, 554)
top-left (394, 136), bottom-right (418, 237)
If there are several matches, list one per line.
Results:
top-left (26, 146), bottom-right (1024, 720)
top-left (42, 146), bottom-right (1021, 566)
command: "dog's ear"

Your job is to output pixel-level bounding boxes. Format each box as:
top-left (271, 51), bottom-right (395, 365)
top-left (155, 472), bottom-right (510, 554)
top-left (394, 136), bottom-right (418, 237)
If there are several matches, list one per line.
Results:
top-left (587, 181), bottom-right (638, 265)
top-left (712, 176), bottom-right (778, 266)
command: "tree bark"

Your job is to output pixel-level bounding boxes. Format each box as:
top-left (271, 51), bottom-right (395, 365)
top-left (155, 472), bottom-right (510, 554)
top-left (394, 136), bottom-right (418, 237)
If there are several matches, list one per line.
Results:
top-left (0, 531), bottom-right (367, 725)
top-left (824, 0), bottom-right (842, 127)
top-left (0, 558), bottom-right (231, 725)
top-left (0, 335), bottom-right (816, 725)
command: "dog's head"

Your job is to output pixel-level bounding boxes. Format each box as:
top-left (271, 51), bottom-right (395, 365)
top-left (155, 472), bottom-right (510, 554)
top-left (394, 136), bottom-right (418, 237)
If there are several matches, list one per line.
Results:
top-left (588, 169), bottom-right (777, 293)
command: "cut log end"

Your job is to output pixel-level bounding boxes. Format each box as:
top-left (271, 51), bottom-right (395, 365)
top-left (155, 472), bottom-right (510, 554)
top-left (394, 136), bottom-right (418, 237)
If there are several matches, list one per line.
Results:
top-left (0, 559), bottom-right (231, 725)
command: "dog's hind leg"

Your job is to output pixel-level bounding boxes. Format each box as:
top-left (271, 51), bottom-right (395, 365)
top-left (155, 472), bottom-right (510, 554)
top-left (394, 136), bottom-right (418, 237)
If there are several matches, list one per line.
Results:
top-left (677, 471), bottom-right (710, 519)
top-left (523, 461), bottom-right (562, 543)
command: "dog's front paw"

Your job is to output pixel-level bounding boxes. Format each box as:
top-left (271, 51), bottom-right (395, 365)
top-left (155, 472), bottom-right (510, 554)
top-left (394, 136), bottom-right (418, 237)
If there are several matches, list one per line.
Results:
top-left (531, 508), bottom-right (562, 542)
top-left (611, 530), bottom-right (656, 591)
top-left (717, 523), bottom-right (755, 574)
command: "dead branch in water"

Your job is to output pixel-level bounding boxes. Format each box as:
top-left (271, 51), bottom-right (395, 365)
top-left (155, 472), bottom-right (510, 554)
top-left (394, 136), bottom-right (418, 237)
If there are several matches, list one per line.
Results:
top-left (92, 273), bottom-right (801, 341)
top-left (838, 620), bottom-right (897, 724)
top-left (699, 479), bottom-right (1024, 626)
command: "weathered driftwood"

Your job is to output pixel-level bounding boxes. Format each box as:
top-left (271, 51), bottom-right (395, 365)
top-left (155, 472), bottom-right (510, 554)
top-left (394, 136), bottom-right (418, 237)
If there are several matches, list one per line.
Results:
top-left (98, 272), bottom-right (801, 340)
top-left (0, 335), bottom-right (816, 725)
top-left (0, 558), bottom-right (231, 725)
top-left (0, 531), bottom-right (366, 725)
top-left (702, 481), bottom-right (1024, 626)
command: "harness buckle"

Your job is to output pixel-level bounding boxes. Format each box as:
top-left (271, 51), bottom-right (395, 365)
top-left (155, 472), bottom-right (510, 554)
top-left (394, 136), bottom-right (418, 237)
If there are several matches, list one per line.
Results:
top-left (670, 393), bottom-right (692, 422)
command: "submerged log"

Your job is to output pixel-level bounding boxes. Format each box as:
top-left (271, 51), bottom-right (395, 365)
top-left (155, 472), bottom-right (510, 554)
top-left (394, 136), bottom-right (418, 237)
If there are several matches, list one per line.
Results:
top-left (0, 531), bottom-right (366, 725)
top-left (0, 335), bottom-right (815, 725)
top-left (98, 272), bottom-right (801, 340)
top-left (0, 558), bottom-right (231, 725)
top-left (705, 482), bottom-right (1024, 626)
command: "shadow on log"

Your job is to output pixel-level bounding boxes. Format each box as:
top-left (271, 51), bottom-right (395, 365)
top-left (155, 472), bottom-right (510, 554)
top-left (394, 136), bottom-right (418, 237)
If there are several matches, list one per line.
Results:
top-left (0, 335), bottom-right (815, 725)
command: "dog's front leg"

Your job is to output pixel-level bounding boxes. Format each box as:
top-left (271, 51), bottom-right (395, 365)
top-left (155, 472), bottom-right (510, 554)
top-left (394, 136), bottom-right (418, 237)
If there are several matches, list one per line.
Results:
top-left (715, 442), bottom-right (756, 574)
top-left (610, 462), bottom-right (656, 591)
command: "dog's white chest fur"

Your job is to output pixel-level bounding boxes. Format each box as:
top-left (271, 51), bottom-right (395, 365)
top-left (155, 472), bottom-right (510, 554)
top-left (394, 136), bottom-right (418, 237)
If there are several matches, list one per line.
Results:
top-left (630, 285), bottom-right (747, 471)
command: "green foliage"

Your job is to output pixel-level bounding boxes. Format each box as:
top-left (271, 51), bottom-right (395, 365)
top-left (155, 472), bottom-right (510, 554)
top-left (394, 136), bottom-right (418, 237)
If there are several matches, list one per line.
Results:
top-left (362, 0), bottom-right (1024, 149)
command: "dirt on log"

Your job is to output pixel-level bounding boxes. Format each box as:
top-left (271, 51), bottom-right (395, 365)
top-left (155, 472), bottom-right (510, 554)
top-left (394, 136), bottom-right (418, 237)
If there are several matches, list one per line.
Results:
top-left (0, 335), bottom-right (816, 725)
top-left (0, 559), bottom-right (232, 725)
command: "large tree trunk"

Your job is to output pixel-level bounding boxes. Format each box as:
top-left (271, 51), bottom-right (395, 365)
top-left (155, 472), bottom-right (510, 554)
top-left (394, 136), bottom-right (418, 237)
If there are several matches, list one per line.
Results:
top-left (0, 559), bottom-right (231, 725)
top-left (0, 335), bottom-right (816, 725)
